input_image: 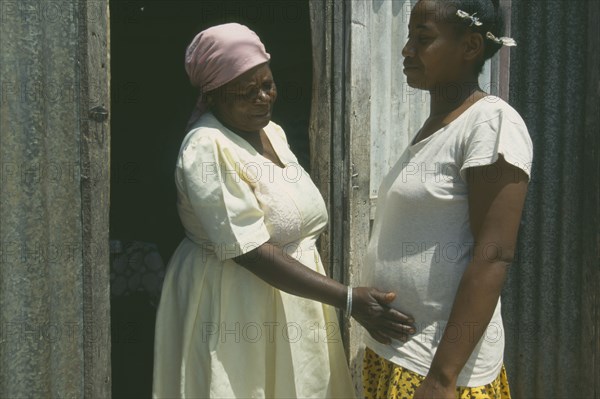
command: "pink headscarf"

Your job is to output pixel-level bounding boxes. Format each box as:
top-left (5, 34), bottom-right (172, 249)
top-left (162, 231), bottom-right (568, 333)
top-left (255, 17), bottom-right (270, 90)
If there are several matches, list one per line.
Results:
top-left (184, 23), bottom-right (271, 129)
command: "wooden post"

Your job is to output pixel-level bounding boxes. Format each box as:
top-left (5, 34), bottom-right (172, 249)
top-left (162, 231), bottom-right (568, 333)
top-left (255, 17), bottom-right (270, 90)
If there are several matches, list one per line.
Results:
top-left (79, 0), bottom-right (111, 397)
top-left (309, 0), bottom-right (336, 282)
top-left (344, 0), bottom-right (372, 387)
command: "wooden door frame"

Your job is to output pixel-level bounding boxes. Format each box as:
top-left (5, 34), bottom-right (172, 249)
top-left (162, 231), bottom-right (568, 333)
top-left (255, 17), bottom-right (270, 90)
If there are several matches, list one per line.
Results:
top-left (308, 0), bottom-right (371, 369)
top-left (79, 0), bottom-right (111, 396)
top-left (308, 0), bottom-right (347, 317)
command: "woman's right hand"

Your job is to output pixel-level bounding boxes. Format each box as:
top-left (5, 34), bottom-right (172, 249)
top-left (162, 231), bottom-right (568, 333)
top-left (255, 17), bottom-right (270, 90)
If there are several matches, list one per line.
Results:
top-left (351, 287), bottom-right (416, 344)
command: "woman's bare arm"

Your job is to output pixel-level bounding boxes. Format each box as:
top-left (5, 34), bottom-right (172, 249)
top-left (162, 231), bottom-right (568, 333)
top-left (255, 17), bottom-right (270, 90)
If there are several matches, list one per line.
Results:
top-left (235, 243), bottom-right (416, 344)
top-left (414, 156), bottom-right (529, 398)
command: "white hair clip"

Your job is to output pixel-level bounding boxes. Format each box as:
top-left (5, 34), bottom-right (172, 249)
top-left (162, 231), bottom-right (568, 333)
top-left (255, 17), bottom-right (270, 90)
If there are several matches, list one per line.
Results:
top-left (486, 31), bottom-right (517, 46)
top-left (456, 10), bottom-right (483, 26)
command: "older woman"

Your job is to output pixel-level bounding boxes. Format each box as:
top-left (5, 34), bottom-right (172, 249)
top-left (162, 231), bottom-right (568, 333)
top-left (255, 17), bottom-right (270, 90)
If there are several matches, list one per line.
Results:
top-left (153, 23), bottom-right (415, 398)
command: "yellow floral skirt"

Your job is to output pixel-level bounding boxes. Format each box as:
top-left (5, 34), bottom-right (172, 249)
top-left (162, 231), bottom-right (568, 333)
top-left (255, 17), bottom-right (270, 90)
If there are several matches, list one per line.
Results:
top-left (362, 347), bottom-right (511, 399)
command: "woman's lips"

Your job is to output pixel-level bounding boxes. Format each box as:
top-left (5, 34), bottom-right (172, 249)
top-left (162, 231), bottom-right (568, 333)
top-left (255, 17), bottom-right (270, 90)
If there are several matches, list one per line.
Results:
top-left (403, 66), bottom-right (421, 76)
top-left (252, 109), bottom-right (270, 118)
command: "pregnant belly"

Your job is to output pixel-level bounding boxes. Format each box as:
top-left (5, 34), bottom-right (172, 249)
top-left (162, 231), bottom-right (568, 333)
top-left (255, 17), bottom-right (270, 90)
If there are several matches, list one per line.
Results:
top-left (370, 258), bottom-right (465, 325)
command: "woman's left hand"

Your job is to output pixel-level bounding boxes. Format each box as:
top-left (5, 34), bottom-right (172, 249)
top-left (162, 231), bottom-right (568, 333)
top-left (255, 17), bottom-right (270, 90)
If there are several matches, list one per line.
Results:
top-left (413, 376), bottom-right (456, 399)
top-left (351, 287), bottom-right (415, 344)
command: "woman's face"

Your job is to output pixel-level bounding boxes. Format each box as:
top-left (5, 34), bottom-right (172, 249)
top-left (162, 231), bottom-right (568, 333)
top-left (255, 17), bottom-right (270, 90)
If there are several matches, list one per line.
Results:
top-left (402, 0), bottom-right (467, 91)
top-left (209, 63), bottom-right (277, 134)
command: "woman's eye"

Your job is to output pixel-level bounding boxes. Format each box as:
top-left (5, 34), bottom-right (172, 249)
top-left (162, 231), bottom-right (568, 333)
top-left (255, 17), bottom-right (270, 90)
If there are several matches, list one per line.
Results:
top-left (244, 87), bottom-right (259, 100)
top-left (235, 82), bottom-right (276, 101)
top-left (262, 82), bottom-right (275, 92)
top-left (407, 35), bottom-right (429, 44)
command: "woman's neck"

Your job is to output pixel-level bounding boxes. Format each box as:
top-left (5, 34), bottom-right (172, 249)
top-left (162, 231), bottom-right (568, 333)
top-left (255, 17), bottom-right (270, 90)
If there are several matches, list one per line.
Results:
top-left (409, 80), bottom-right (487, 145)
top-left (428, 80), bottom-right (484, 117)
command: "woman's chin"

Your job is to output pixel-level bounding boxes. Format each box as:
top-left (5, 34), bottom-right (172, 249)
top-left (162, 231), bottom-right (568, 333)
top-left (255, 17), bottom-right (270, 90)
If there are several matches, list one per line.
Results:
top-left (404, 77), bottom-right (426, 90)
top-left (235, 118), bottom-right (270, 134)
top-left (250, 113), bottom-right (272, 128)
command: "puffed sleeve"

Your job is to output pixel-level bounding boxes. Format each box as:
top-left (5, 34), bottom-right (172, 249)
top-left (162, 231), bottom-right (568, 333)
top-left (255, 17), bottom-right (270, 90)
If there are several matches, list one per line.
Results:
top-left (459, 101), bottom-right (534, 182)
top-left (178, 131), bottom-right (270, 261)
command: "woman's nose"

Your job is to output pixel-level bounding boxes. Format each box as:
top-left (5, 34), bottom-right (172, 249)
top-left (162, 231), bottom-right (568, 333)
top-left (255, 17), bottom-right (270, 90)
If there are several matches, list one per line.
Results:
top-left (257, 89), bottom-right (269, 101)
top-left (402, 41), bottom-right (415, 58)
top-left (256, 87), bottom-right (275, 103)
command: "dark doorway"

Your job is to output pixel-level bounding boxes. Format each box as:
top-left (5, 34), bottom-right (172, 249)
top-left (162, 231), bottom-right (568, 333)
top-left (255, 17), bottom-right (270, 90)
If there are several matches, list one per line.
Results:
top-left (109, 1), bottom-right (312, 397)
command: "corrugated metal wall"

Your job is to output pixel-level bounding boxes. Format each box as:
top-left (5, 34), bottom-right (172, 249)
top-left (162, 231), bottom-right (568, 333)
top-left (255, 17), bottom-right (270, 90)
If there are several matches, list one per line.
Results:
top-left (0, 1), bottom-right (85, 395)
top-left (0, 1), bottom-right (111, 396)
top-left (503, 0), bottom-right (595, 397)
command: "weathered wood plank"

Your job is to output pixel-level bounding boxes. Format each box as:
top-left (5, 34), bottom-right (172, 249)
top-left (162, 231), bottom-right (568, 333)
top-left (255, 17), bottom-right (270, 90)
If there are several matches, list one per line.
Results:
top-left (78, 0), bottom-right (111, 397)
top-left (345, 0), bottom-right (371, 390)
top-left (330, 0), bottom-right (345, 304)
top-left (309, 0), bottom-right (336, 281)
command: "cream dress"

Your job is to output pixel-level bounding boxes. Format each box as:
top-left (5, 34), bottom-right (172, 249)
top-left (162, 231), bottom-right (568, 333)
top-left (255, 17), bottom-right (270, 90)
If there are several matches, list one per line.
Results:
top-left (153, 112), bottom-right (355, 398)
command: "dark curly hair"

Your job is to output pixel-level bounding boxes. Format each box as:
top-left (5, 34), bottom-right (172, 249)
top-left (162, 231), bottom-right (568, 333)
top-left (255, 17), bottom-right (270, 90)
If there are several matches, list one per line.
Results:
top-left (437, 0), bottom-right (506, 75)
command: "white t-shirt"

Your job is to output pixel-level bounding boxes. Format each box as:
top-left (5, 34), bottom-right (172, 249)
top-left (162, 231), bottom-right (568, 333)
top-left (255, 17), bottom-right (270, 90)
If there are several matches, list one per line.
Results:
top-left (362, 95), bottom-right (533, 387)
